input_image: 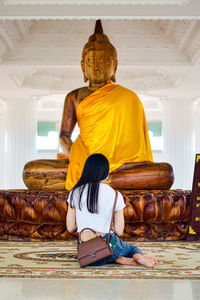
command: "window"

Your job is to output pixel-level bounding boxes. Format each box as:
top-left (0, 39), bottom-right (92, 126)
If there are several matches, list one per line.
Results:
top-left (37, 121), bottom-right (59, 151)
top-left (147, 121), bottom-right (163, 151)
top-left (36, 120), bottom-right (163, 152)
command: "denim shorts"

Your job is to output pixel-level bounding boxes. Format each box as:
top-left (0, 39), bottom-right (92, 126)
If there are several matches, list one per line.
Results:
top-left (79, 232), bottom-right (143, 267)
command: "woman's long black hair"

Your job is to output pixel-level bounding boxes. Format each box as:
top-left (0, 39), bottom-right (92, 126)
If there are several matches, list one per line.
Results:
top-left (69, 154), bottom-right (109, 213)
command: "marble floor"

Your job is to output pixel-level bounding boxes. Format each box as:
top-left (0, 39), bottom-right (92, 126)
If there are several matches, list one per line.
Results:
top-left (0, 279), bottom-right (200, 300)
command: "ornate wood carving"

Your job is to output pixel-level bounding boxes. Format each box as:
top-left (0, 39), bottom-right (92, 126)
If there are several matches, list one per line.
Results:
top-left (187, 154), bottom-right (200, 240)
top-left (0, 189), bottom-right (191, 241)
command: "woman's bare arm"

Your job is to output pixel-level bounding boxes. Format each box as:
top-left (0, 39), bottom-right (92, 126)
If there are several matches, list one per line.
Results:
top-left (66, 205), bottom-right (77, 233)
top-left (113, 209), bottom-right (125, 236)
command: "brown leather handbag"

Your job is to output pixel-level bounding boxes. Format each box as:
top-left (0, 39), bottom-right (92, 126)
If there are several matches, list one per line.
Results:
top-left (77, 191), bottom-right (118, 268)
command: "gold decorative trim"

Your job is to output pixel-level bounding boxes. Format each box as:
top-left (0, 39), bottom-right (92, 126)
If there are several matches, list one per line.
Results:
top-left (196, 154), bottom-right (200, 163)
top-left (189, 226), bottom-right (197, 235)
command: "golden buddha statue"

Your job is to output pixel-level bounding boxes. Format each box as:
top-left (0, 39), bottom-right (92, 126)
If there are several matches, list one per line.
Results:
top-left (23, 20), bottom-right (174, 191)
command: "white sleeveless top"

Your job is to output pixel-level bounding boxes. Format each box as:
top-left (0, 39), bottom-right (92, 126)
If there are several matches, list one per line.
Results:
top-left (67, 183), bottom-right (126, 233)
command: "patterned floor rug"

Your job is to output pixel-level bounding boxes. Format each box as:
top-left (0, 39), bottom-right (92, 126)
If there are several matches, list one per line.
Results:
top-left (0, 240), bottom-right (200, 279)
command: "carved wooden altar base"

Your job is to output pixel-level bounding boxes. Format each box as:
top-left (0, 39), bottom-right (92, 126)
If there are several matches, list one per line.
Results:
top-left (0, 189), bottom-right (191, 241)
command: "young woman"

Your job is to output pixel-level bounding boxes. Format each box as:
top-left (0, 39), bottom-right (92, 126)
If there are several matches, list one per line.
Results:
top-left (66, 154), bottom-right (158, 268)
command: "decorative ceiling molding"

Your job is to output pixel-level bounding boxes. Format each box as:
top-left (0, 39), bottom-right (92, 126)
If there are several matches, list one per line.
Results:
top-left (0, 20), bottom-right (34, 61)
top-left (133, 93), bottom-right (163, 112)
top-left (35, 92), bottom-right (162, 113)
top-left (0, 19), bottom-right (199, 100)
top-left (0, 37), bottom-right (7, 62)
top-left (185, 23), bottom-right (200, 63)
top-left (0, 0), bottom-right (192, 5)
top-left (141, 99), bottom-right (162, 112)
top-left (0, 20), bottom-right (23, 61)
top-left (128, 72), bottom-right (183, 91)
top-left (10, 70), bottom-right (85, 91)
top-left (118, 71), bottom-right (184, 92)
top-left (158, 20), bottom-right (200, 64)
top-left (1, 20), bottom-right (191, 66)
top-left (36, 94), bottom-right (65, 111)
top-left (10, 69), bottom-right (184, 92)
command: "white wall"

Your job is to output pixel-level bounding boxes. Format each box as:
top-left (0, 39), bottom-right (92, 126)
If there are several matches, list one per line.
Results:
top-left (194, 100), bottom-right (200, 155)
top-left (162, 98), bottom-right (195, 190)
top-left (5, 98), bottom-right (37, 189)
top-left (0, 100), bottom-right (6, 189)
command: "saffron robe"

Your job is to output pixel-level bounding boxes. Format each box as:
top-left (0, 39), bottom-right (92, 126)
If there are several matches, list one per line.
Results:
top-left (66, 83), bottom-right (153, 190)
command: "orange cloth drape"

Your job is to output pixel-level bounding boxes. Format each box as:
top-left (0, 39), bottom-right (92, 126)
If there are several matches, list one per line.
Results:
top-left (66, 83), bottom-right (153, 190)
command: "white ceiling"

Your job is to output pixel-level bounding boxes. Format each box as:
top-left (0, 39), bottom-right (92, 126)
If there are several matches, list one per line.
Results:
top-left (0, 1), bottom-right (200, 106)
top-left (0, 0), bottom-right (199, 20)
top-left (0, 0), bottom-right (193, 4)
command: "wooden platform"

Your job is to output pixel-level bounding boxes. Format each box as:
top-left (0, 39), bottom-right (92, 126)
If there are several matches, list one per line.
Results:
top-left (0, 189), bottom-right (191, 241)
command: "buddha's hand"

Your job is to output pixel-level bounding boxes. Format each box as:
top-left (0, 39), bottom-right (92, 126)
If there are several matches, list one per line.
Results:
top-left (59, 136), bottom-right (73, 158)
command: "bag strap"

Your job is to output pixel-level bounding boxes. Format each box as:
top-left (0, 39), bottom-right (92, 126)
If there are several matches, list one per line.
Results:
top-left (107, 191), bottom-right (118, 242)
top-left (79, 227), bottom-right (98, 238)
top-left (79, 191), bottom-right (118, 243)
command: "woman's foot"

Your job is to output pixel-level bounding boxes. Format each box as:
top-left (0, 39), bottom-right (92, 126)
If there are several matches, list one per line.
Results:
top-left (133, 253), bottom-right (158, 269)
top-left (115, 256), bottom-right (140, 266)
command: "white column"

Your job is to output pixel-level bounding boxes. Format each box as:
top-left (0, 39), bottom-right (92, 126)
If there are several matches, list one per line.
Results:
top-left (194, 100), bottom-right (200, 154)
top-left (0, 99), bottom-right (6, 189)
top-left (5, 98), bottom-right (37, 189)
top-left (162, 98), bottom-right (195, 190)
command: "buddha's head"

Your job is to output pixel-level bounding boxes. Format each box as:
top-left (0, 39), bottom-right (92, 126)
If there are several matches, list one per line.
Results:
top-left (81, 20), bottom-right (118, 87)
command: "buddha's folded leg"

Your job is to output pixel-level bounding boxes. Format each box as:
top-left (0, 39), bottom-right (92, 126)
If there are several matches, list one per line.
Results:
top-left (109, 162), bottom-right (174, 190)
top-left (23, 159), bottom-right (68, 190)
top-left (23, 160), bottom-right (174, 190)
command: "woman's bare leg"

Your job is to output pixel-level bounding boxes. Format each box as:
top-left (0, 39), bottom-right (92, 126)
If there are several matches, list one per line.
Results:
top-left (133, 253), bottom-right (158, 268)
top-left (115, 256), bottom-right (139, 265)
top-left (115, 254), bottom-right (158, 268)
